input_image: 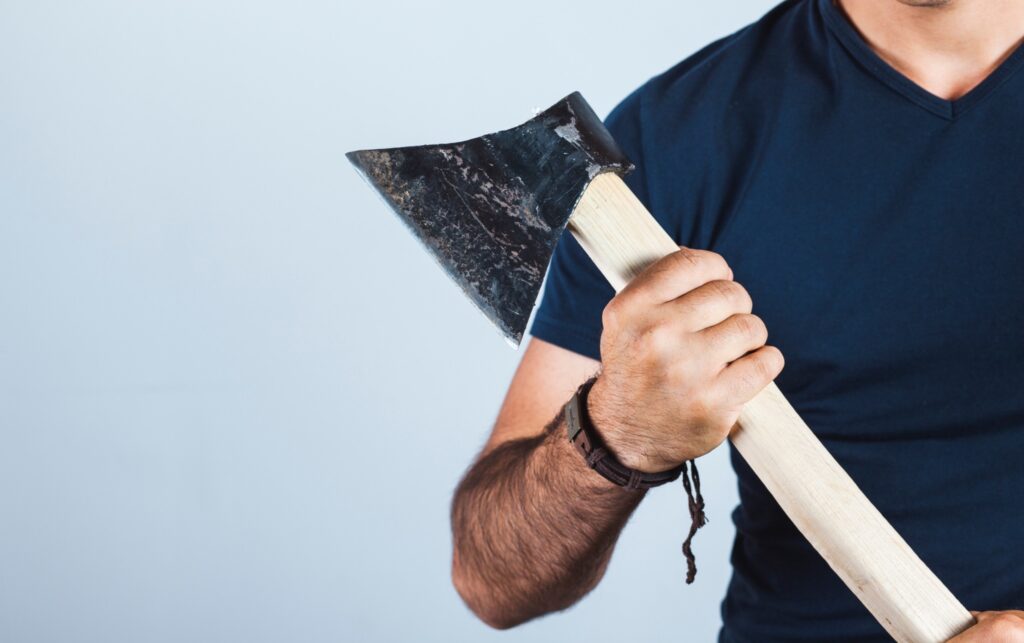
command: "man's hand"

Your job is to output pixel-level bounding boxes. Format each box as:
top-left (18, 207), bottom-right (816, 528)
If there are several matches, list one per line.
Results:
top-left (950, 611), bottom-right (1024, 642)
top-left (450, 247), bottom-right (782, 627)
top-left (588, 247), bottom-right (784, 473)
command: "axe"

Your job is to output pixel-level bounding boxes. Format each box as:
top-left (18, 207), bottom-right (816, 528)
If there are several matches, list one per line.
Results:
top-left (347, 93), bottom-right (973, 642)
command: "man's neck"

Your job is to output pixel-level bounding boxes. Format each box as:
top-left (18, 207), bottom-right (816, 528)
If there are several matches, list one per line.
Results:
top-left (837, 0), bottom-right (1024, 100)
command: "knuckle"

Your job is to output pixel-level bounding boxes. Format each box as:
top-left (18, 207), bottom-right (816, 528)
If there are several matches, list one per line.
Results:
top-left (751, 352), bottom-right (777, 381)
top-left (668, 349), bottom-right (706, 384)
top-left (689, 248), bottom-right (730, 274)
top-left (673, 247), bottom-right (703, 270)
top-left (759, 346), bottom-right (785, 376)
top-left (709, 279), bottom-right (735, 298)
top-left (602, 297), bottom-right (626, 328)
top-left (654, 249), bottom-right (700, 280)
top-left (731, 282), bottom-right (754, 310)
top-left (736, 314), bottom-right (768, 341)
top-left (641, 323), bottom-right (678, 362)
top-left (709, 280), bottom-right (752, 309)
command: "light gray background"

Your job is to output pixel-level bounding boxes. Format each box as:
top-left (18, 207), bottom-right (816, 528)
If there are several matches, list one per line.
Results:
top-left (0, 1), bottom-right (773, 641)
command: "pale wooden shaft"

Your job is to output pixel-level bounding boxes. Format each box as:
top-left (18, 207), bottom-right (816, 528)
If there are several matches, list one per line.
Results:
top-left (567, 172), bottom-right (972, 643)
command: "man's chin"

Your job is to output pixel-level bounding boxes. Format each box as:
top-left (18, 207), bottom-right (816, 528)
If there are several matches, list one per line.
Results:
top-left (896, 0), bottom-right (954, 7)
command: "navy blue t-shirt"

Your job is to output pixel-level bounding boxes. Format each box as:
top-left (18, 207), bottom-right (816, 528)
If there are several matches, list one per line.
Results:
top-left (530, 0), bottom-right (1024, 640)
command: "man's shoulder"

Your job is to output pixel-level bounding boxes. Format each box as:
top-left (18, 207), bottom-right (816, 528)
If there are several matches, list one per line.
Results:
top-left (611, 0), bottom-right (814, 135)
top-left (602, 0), bottom-right (819, 238)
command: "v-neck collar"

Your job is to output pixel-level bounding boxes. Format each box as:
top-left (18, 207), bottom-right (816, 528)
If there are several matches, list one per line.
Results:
top-left (819, 0), bottom-right (1024, 120)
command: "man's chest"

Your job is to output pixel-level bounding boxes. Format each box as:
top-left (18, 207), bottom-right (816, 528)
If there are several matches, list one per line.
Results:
top-left (690, 133), bottom-right (1024, 440)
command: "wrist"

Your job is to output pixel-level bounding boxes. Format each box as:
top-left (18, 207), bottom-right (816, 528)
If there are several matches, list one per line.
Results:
top-left (586, 376), bottom-right (676, 474)
top-left (565, 377), bottom-right (709, 582)
top-left (564, 376), bottom-right (683, 489)
top-left (544, 422), bottom-right (627, 493)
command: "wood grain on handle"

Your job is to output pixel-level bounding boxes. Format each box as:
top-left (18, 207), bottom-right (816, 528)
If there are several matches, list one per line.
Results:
top-left (567, 172), bottom-right (973, 643)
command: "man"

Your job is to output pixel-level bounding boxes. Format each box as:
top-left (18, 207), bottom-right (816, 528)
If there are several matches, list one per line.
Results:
top-left (450, 0), bottom-right (1024, 640)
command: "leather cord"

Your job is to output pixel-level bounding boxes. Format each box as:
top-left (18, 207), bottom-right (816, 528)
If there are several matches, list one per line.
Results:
top-left (564, 376), bottom-right (708, 583)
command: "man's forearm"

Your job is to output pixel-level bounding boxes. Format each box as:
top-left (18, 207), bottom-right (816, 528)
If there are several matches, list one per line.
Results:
top-left (450, 408), bottom-right (644, 629)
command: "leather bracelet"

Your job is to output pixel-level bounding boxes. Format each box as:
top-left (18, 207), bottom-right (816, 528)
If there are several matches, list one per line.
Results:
top-left (564, 376), bottom-right (685, 491)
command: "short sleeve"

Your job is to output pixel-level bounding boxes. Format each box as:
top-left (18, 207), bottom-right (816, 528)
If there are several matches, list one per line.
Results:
top-left (528, 89), bottom-right (652, 361)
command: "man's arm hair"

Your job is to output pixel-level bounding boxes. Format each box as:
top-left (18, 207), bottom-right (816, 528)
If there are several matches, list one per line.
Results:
top-left (450, 406), bottom-right (644, 629)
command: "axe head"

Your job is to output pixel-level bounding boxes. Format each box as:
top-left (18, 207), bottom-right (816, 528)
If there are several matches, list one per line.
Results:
top-left (347, 92), bottom-right (632, 346)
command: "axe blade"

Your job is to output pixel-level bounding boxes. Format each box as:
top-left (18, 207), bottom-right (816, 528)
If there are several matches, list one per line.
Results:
top-left (347, 92), bottom-right (632, 345)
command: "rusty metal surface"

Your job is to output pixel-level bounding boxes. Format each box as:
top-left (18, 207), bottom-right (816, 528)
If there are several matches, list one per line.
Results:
top-left (347, 92), bottom-right (632, 345)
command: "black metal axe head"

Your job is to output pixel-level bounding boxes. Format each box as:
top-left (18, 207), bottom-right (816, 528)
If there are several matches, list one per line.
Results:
top-left (347, 92), bottom-right (632, 345)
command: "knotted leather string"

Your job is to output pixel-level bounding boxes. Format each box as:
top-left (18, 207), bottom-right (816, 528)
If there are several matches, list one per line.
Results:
top-left (681, 459), bottom-right (707, 584)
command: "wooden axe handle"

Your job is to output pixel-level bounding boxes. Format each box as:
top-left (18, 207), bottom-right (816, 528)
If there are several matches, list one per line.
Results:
top-left (567, 172), bottom-right (973, 643)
